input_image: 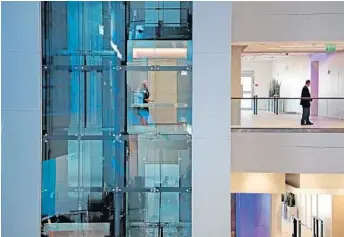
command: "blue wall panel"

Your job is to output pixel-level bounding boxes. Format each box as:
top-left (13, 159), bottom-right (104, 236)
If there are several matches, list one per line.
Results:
top-left (236, 193), bottom-right (271, 237)
top-left (42, 160), bottom-right (56, 215)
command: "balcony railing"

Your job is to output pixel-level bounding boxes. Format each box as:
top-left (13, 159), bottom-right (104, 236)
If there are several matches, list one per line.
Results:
top-left (231, 96), bottom-right (344, 129)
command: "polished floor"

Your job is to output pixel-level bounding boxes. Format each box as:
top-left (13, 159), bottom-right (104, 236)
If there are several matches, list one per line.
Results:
top-left (236, 110), bottom-right (344, 128)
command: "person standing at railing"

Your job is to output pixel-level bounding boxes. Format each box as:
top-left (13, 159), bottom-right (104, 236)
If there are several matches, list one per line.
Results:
top-left (300, 80), bottom-right (314, 125)
top-left (136, 80), bottom-right (152, 125)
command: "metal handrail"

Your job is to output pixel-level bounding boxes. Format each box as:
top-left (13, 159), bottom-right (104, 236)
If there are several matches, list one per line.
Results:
top-left (312, 216), bottom-right (324, 237)
top-left (312, 216), bottom-right (324, 221)
top-left (291, 216), bottom-right (302, 237)
top-left (231, 96), bottom-right (344, 99)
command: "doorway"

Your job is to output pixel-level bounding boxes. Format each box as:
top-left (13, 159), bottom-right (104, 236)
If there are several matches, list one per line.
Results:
top-left (241, 72), bottom-right (255, 110)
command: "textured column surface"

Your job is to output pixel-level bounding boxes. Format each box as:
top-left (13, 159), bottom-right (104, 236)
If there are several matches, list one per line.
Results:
top-left (192, 2), bottom-right (232, 237)
top-left (1, 2), bottom-right (42, 237)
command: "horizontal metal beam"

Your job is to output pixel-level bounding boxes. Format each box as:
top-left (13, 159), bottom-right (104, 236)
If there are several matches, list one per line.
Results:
top-left (43, 65), bottom-right (192, 72)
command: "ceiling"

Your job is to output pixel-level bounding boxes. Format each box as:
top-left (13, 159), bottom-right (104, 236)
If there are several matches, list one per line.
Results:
top-left (129, 41), bottom-right (344, 60)
top-left (242, 53), bottom-right (308, 61)
top-left (234, 41), bottom-right (344, 53)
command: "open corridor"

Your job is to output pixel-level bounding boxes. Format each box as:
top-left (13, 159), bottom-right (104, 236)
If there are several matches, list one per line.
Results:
top-left (237, 111), bottom-right (344, 129)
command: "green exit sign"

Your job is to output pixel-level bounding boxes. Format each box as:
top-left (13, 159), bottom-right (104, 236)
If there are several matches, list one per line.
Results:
top-left (325, 44), bottom-right (336, 52)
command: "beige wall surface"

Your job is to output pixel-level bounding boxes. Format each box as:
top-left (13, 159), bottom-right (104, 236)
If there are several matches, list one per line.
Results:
top-left (231, 172), bottom-right (285, 193)
top-left (128, 59), bottom-right (183, 124)
top-left (300, 174), bottom-right (344, 190)
top-left (332, 195), bottom-right (344, 237)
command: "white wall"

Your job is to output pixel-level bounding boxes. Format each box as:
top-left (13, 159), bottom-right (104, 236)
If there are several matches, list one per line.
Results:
top-left (271, 53), bottom-right (344, 116)
top-left (318, 53), bottom-right (344, 119)
top-left (294, 193), bottom-right (332, 237)
top-left (295, 193), bottom-right (312, 228)
top-left (243, 54), bottom-right (344, 117)
top-left (242, 60), bottom-right (272, 110)
top-left (272, 56), bottom-right (310, 113)
top-left (289, 192), bottom-right (344, 237)
top-left (232, 2), bottom-right (344, 42)
top-left (242, 56), bottom-right (310, 113)
top-left (318, 194), bottom-right (333, 237)
top-left (232, 132), bottom-right (344, 173)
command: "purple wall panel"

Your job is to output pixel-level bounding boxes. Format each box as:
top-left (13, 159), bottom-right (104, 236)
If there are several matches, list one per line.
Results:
top-left (235, 193), bottom-right (271, 237)
top-left (310, 61), bottom-right (319, 116)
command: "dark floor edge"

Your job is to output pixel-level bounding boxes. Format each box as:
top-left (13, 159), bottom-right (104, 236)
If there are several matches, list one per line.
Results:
top-left (231, 128), bottom-right (344, 133)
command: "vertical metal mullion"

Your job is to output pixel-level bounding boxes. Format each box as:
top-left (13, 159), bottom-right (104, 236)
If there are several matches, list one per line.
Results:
top-left (158, 147), bottom-right (163, 237)
top-left (46, 2), bottom-right (52, 136)
top-left (77, 1), bottom-right (84, 221)
top-left (101, 2), bottom-right (108, 229)
top-left (83, 57), bottom-right (87, 128)
top-left (122, 2), bottom-right (129, 236)
top-left (124, 1), bottom-right (129, 134)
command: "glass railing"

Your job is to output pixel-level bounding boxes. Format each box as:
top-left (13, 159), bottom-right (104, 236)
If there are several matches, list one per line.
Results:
top-left (128, 103), bottom-right (191, 134)
top-left (231, 97), bottom-right (344, 128)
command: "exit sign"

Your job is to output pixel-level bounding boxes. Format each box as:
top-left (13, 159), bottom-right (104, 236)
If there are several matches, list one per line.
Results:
top-left (325, 44), bottom-right (336, 52)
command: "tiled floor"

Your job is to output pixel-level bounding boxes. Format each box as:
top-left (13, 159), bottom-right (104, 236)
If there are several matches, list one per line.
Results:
top-left (236, 110), bottom-right (344, 128)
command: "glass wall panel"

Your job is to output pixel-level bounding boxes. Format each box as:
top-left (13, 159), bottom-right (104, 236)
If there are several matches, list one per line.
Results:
top-left (128, 2), bottom-right (192, 40)
top-left (42, 2), bottom-right (191, 237)
top-left (126, 40), bottom-right (192, 133)
top-left (126, 135), bottom-right (191, 237)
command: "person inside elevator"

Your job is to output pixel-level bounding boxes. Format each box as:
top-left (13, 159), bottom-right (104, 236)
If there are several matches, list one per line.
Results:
top-left (137, 80), bottom-right (151, 125)
top-left (300, 80), bottom-right (313, 125)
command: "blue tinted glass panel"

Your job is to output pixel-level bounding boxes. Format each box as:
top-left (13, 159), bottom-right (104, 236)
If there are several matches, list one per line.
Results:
top-left (42, 2), bottom-right (192, 237)
top-left (129, 1), bottom-right (192, 40)
top-left (163, 2), bottom-right (180, 8)
top-left (145, 9), bottom-right (159, 24)
top-left (145, 1), bottom-right (158, 8)
top-left (163, 9), bottom-right (180, 24)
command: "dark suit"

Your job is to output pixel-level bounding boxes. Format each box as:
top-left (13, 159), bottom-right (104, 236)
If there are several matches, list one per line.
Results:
top-left (300, 85), bottom-right (312, 124)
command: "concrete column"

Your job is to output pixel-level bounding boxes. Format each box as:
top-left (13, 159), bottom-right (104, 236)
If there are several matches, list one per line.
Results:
top-left (231, 46), bottom-right (243, 125)
top-left (1, 2), bottom-right (42, 237)
top-left (271, 194), bottom-right (282, 237)
top-left (310, 61), bottom-right (319, 116)
top-left (193, 2), bottom-right (232, 237)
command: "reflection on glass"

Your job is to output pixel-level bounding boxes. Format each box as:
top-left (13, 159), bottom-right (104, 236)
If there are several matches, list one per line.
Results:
top-left (127, 135), bottom-right (191, 236)
top-left (128, 2), bottom-right (192, 40)
top-left (42, 2), bottom-right (192, 237)
top-left (126, 40), bottom-right (192, 134)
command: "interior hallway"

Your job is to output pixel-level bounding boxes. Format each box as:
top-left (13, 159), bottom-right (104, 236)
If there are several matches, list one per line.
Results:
top-left (236, 110), bottom-right (344, 128)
